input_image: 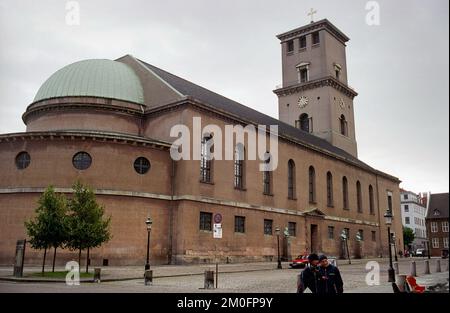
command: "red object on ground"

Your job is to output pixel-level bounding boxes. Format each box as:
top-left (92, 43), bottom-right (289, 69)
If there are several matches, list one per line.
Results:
top-left (406, 275), bottom-right (426, 293)
top-left (289, 255), bottom-right (309, 268)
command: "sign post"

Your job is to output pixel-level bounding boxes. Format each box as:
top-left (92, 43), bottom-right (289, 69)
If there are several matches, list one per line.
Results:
top-left (13, 239), bottom-right (26, 277)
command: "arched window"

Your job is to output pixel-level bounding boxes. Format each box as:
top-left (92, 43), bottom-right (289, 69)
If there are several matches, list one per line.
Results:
top-left (288, 160), bottom-right (296, 199)
top-left (234, 143), bottom-right (245, 189)
top-left (340, 114), bottom-right (347, 136)
top-left (326, 171), bottom-right (333, 207)
top-left (369, 185), bottom-right (375, 215)
top-left (342, 176), bottom-right (348, 209)
top-left (200, 133), bottom-right (213, 182)
top-left (308, 166), bottom-right (316, 203)
top-left (356, 181), bottom-right (362, 213)
top-left (299, 113), bottom-right (310, 132)
top-left (263, 152), bottom-right (272, 195)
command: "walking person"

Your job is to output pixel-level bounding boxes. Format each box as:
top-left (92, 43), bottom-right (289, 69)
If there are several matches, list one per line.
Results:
top-left (297, 253), bottom-right (322, 293)
top-left (318, 254), bottom-right (344, 294)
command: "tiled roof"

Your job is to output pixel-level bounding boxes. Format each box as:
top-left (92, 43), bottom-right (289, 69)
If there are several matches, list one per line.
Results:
top-left (139, 59), bottom-right (397, 179)
top-left (426, 193), bottom-right (449, 219)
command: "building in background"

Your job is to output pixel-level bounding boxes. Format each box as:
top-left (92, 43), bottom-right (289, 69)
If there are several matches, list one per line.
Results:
top-left (400, 189), bottom-right (428, 251)
top-left (426, 193), bottom-right (449, 257)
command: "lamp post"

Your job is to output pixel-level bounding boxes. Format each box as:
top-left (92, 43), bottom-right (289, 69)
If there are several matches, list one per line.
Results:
top-left (384, 210), bottom-right (395, 282)
top-left (275, 227), bottom-right (282, 269)
top-left (426, 240), bottom-right (431, 259)
top-left (340, 230), bottom-right (351, 264)
top-left (145, 217), bottom-right (153, 271)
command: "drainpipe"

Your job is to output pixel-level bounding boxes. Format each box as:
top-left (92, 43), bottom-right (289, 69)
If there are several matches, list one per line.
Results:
top-left (168, 159), bottom-right (176, 264)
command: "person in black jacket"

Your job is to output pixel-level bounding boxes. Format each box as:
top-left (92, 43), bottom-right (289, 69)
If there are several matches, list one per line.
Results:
top-left (297, 253), bottom-right (322, 293)
top-left (318, 254), bottom-right (344, 294)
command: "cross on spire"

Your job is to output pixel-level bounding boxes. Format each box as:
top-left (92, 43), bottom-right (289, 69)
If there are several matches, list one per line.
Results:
top-left (307, 8), bottom-right (317, 23)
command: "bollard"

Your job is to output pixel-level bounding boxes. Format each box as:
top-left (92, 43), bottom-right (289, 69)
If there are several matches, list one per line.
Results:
top-left (395, 274), bottom-right (407, 292)
top-left (204, 270), bottom-right (214, 289)
top-left (393, 262), bottom-right (399, 274)
top-left (424, 260), bottom-right (430, 275)
top-left (144, 270), bottom-right (153, 285)
top-left (94, 268), bottom-right (101, 283)
top-left (436, 259), bottom-right (441, 273)
top-left (410, 261), bottom-right (417, 277)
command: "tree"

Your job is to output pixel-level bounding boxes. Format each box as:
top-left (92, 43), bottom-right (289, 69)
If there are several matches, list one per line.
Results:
top-left (66, 181), bottom-right (111, 273)
top-left (403, 226), bottom-right (415, 249)
top-left (24, 186), bottom-right (68, 273)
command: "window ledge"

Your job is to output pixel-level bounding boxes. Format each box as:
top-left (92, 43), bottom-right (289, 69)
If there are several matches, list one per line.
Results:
top-left (327, 204), bottom-right (334, 208)
top-left (312, 43), bottom-right (320, 48)
top-left (309, 201), bottom-right (317, 205)
top-left (199, 230), bottom-right (212, 233)
top-left (287, 51), bottom-right (294, 56)
top-left (288, 197), bottom-right (298, 201)
top-left (343, 207), bottom-right (350, 210)
top-left (234, 187), bottom-right (247, 191)
top-left (263, 193), bottom-right (274, 197)
top-left (234, 232), bottom-right (246, 235)
top-left (200, 180), bottom-right (214, 185)
top-left (298, 47), bottom-right (306, 52)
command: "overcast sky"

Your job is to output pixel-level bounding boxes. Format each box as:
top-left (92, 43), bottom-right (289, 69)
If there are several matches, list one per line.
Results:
top-left (0, 0), bottom-right (448, 193)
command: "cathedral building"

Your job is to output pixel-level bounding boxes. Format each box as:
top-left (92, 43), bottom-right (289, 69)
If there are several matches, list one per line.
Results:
top-left (0, 19), bottom-right (403, 265)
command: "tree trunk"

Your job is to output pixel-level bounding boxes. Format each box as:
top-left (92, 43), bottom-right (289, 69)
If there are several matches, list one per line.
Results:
top-left (85, 247), bottom-right (90, 273)
top-left (42, 247), bottom-right (47, 274)
top-left (52, 246), bottom-right (57, 272)
top-left (78, 248), bottom-right (81, 268)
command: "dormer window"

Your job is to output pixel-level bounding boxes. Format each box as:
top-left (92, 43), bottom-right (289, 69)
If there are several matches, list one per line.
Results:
top-left (434, 209), bottom-right (441, 216)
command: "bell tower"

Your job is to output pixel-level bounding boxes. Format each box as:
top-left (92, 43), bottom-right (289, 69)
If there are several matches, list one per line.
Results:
top-left (274, 18), bottom-right (358, 157)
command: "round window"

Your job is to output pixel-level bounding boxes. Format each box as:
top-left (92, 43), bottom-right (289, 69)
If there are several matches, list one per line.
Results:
top-left (134, 157), bottom-right (151, 175)
top-left (72, 152), bottom-right (92, 170)
top-left (16, 151), bottom-right (31, 170)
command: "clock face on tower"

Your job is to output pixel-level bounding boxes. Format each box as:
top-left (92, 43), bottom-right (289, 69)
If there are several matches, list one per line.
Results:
top-left (298, 96), bottom-right (309, 108)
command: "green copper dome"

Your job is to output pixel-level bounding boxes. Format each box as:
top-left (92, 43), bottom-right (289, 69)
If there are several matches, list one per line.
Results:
top-left (33, 59), bottom-right (144, 104)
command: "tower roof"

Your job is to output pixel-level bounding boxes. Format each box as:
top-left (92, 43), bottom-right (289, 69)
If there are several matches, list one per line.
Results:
top-left (276, 19), bottom-right (350, 43)
top-left (33, 59), bottom-right (144, 105)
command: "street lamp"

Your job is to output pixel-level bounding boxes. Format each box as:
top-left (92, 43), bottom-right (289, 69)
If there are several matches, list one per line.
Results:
top-left (145, 217), bottom-right (153, 270)
top-left (340, 230), bottom-right (351, 264)
top-left (275, 227), bottom-right (282, 269)
top-left (384, 210), bottom-right (395, 282)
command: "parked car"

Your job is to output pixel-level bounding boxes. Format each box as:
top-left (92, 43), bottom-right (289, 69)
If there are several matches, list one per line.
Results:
top-left (415, 248), bottom-right (425, 257)
top-left (289, 255), bottom-right (309, 269)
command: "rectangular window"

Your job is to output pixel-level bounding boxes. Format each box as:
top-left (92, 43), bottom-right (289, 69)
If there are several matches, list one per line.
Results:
top-left (358, 229), bottom-right (364, 241)
top-left (264, 219), bottom-right (273, 235)
top-left (344, 228), bottom-right (350, 239)
top-left (431, 222), bottom-right (438, 233)
top-left (403, 194), bottom-right (408, 200)
top-left (442, 221), bottom-right (449, 232)
top-left (299, 36), bottom-right (306, 49)
top-left (387, 194), bottom-right (393, 212)
top-left (405, 217), bottom-right (410, 224)
top-left (288, 222), bottom-right (297, 237)
top-left (404, 205), bottom-right (409, 212)
top-left (432, 237), bottom-right (439, 248)
top-left (199, 212), bottom-right (212, 231)
top-left (312, 32), bottom-right (320, 45)
top-left (335, 69), bottom-right (340, 80)
top-left (287, 40), bottom-right (294, 53)
top-left (371, 231), bottom-right (376, 242)
top-left (200, 135), bottom-right (212, 183)
top-left (300, 68), bottom-right (308, 83)
top-left (443, 237), bottom-right (449, 249)
top-left (235, 216), bottom-right (245, 233)
top-left (328, 226), bottom-right (334, 239)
